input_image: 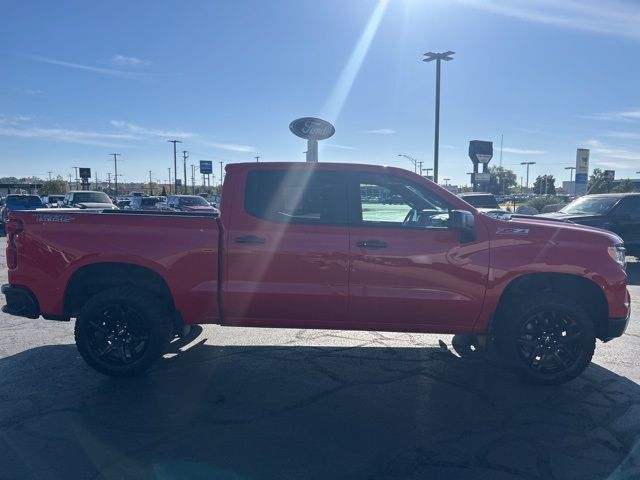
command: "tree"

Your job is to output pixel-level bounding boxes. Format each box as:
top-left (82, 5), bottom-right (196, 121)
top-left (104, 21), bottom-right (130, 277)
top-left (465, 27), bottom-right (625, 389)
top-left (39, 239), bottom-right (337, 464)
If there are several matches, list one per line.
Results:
top-left (488, 166), bottom-right (517, 195)
top-left (532, 174), bottom-right (556, 195)
top-left (587, 168), bottom-right (613, 194)
top-left (160, 185), bottom-right (167, 196)
top-left (38, 177), bottom-right (68, 195)
top-left (613, 178), bottom-right (637, 193)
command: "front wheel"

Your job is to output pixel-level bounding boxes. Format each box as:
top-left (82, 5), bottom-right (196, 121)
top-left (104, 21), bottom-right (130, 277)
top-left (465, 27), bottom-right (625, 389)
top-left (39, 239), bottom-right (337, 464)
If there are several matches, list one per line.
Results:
top-left (74, 287), bottom-right (173, 377)
top-left (495, 293), bottom-right (596, 385)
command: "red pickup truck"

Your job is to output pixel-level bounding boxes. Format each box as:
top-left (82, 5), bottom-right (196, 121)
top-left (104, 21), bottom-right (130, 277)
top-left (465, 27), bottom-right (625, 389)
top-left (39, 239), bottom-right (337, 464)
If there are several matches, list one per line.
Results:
top-left (2, 162), bottom-right (630, 384)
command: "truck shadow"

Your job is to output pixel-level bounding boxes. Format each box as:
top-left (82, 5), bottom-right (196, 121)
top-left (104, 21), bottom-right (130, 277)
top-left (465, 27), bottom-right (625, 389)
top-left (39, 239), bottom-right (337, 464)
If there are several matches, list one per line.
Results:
top-left (1, 329), bottom-right (639, 479)
top-left (625, 260), bottom-right (640, 286)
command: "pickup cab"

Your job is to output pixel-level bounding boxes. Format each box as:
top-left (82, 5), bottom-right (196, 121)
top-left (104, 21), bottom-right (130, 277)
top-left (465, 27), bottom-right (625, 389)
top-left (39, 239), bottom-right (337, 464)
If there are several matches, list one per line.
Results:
top-left (2, 162), bottom-right (630, 384)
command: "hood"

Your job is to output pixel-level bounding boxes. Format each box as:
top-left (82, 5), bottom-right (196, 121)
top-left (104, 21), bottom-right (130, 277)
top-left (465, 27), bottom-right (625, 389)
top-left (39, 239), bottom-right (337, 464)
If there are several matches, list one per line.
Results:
top-left (537, 211), bottom-right (606, 221)
top-left (486, 214), bottom-right (623, 246)
top-left (75, 202), bottom-right (116, 209)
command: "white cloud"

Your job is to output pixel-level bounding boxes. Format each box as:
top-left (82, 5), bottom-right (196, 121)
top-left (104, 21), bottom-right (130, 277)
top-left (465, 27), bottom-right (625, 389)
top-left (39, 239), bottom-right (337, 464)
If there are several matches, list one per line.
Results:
top-left (199, 141), bottom-right (256, 153)
top-left (110, 120), bottom-right (194, 138)
top-left (441, 144), bottom-right (456, 149)
top-left (361, 128), bottom-right (395, 134)
top-left (110, 54), bottom-right (151, 67)
top-left (0, 114), bottom-right (32, 126)
top-left (582, 139), bottom-right (640, 168)
top-left (459, 0), bottom-right (640, 40)
top-left (502, 146), bottom-right (548, 155)
top-left (28, 55), bottom-right (142, 79)
top-left (0, 126), bottom-right (136, 147)
top-left (582, 109), bottom-right (640, 122)
top-left (325, 144), bottom-right (358, 150)
top-left (604, 131), bottom-right (640, 140)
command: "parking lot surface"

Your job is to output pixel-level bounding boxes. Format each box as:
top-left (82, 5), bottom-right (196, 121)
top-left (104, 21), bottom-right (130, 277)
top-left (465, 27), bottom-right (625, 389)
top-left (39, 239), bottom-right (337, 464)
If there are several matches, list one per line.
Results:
top-left (1, 239), bottom-right (640, 479)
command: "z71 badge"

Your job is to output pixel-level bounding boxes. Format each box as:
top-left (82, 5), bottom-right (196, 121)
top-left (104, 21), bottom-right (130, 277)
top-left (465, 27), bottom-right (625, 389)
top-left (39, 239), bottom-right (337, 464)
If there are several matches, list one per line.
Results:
top-left (496, 227), bottom-right (529, 235)
top-left (35, 214), bottom-right (72, 223)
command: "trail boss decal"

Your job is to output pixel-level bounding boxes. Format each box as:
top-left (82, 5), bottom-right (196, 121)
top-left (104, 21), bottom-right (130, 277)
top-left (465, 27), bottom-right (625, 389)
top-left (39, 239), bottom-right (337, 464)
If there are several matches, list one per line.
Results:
top-left (496, 227), bottom-right (529, 235)
top-left (35, 214), bottom-right (72, 223)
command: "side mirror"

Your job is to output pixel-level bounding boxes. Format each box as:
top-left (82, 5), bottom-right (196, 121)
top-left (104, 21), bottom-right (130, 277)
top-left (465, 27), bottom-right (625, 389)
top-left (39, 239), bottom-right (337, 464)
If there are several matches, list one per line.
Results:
top-left (448, 210), bottom-right (476, 243)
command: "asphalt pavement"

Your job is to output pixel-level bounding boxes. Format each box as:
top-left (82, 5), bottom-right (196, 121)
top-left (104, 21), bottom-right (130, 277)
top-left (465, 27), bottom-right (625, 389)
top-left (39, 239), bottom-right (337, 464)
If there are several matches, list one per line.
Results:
top-left (1, 237), bottom-right (640, 480)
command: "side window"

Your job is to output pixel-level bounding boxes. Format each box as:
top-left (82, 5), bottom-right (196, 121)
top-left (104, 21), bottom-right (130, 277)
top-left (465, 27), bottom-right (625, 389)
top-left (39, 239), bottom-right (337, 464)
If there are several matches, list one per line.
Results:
top-left (244, 170), bottom-right (347, 225)
top-left (354, 172), bottom-right (451, 228)
top-left (613, 197), bottom-right (640, 219)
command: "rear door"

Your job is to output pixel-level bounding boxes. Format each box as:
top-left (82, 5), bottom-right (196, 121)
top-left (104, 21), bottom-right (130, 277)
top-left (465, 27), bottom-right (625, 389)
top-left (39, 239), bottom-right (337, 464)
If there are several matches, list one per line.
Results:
top-left (223, 168), bottom-right (350, 327)
top-left (347, 171), bottom-right (490, 331)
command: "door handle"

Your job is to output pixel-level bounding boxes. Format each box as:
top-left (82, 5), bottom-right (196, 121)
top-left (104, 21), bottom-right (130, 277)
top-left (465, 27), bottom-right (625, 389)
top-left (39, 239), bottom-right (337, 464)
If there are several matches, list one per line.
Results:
top-left (235, 235), bottom-right (266, 244)
top-left (355, 240), bottom-right (388, 249)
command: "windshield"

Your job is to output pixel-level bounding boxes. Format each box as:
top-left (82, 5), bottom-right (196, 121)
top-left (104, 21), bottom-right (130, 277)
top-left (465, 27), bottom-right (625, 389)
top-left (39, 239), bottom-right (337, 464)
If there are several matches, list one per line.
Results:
top-left (6, 195), bottom-right (44, 207)
top-left (560, 196), bottom-right (619, 215)
top-left (141, 197), bottom-right (162, 206)
top-left (72, 192), bottom-right (112, 204)
top-left (179, 196), bottom-right (209, 206)
top-left (460, 195), bottom-right (499, 209)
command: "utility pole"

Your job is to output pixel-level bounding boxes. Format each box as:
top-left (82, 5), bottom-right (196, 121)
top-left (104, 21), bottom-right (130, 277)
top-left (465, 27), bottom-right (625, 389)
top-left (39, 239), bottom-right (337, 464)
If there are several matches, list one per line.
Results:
top-left (521, 162), bottom-right (536, 192)
top-left (109, 154), bottom-right (121, 198)
top-left (219, 161), bottom-right (224, 188)
top-left (72, 166), bottom-right (79, 189)
top-left (254, 156), bottom-right (260, 163)
top-left (418, 161), bottom-right (423, 176)
top-left (191, 164), bottom-right (196, 194)
top-left (168, 167), bottom-right (172, 193)
top-left (167, 140), bottom-right (182, 194)
top-left (47, 171), bottom-right (53, 181)
top-left (182, 150), bottom-right (189, 194)
top-left (423, 50), bottom-right (454, 184)
top-left (107, 173), bottom-right (112, 194)
top-left (149, 170), bottom-right (153, 195)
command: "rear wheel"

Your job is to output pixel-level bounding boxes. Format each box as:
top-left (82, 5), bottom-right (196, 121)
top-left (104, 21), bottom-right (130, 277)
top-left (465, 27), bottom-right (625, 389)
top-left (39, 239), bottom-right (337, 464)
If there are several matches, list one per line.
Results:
top-left (495, 293), bottom-right (596, 385)
top-left (74, 287), bottom-right (173, 377)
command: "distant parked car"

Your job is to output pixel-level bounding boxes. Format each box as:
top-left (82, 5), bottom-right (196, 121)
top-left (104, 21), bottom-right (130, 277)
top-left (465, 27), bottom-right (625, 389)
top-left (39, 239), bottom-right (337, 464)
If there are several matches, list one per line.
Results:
top-left (458, 193), bottom-right (500, 209)
top-left (539, 193), bottom-right (640, 256)
top-left (41, 195), bottom-right (65, 208)
top-left (127, 196), bottom-right (164, 211)
top-left (166, 195), bottom-right (218, 213)
top-left (61, 191), bottom-right (118, 210)
top-left (116, 199), bottom-right (131, 210)
top-left (1, 194), bottom-right (45, 230)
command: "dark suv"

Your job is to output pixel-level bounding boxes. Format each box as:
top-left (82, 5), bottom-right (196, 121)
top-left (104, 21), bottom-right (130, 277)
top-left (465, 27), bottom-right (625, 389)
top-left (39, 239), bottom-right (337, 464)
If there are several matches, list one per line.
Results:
top-left (1, 194), bottom-right (45, 231)
top-left (539, 193), bottom-right (640, 255)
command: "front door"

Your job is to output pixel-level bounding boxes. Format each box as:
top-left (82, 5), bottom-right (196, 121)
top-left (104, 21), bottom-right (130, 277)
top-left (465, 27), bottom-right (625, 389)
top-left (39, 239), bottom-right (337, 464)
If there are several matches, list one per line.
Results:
top-left (609, 196), bottom-right (640, 254)
top-left (348, 171), bottom-right (490, 331)
top-left (223, 168), bottom-right (350, 327)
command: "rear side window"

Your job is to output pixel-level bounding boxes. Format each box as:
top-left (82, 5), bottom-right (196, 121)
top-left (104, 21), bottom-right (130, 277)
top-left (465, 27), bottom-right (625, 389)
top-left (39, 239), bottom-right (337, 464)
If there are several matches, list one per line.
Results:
top-left (7, 196), bottom-right (43, 207)
top-left (244, 170), bottom-right (347, 225)
top-left (613, 196), bottom-right (640, 219)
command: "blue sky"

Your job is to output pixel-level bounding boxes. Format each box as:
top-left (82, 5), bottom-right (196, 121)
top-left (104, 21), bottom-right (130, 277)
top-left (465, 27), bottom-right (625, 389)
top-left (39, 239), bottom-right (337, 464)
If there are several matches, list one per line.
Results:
top-left (2, 0), bottom-right (640, 187)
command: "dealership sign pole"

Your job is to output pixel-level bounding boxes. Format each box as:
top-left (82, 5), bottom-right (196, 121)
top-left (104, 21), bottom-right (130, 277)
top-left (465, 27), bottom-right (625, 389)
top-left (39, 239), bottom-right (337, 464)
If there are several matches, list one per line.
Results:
top-left (575, 148), bottom-right (589, 196)
top-left (289, 117), bottom-right (335, 162)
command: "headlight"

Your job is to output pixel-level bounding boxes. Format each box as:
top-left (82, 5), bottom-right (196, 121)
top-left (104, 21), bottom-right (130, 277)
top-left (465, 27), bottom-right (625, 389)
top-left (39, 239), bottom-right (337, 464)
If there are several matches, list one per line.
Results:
top-left (608, 245), bottom-right (626, 267)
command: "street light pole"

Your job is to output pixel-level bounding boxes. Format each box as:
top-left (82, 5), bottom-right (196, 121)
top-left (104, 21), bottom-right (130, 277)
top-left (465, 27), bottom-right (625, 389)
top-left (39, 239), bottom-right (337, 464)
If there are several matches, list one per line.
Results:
top-left (565, 166), bottom-right (576, 195)
top-left (109, 154), bottom-right (121, 198)
top-left (424, 167), bottom-right (433, 178)
top-left (423, 50), bottom-right (454, 184)
top-left (167, 140), bottom-right (182, 194)
top-left (182, 150), bottom-right (189, 194)
top-left (219, 161), bottom-right (224, 188)
top-left (397, 154), bottom-right (418, 173)
top-left (521, 162), bottom-right (536, 192)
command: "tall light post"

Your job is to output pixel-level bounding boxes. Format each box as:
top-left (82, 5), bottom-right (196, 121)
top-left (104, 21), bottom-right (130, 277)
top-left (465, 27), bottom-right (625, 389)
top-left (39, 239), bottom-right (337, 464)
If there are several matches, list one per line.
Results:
top-left (423, 50), bottom-right (454, 184)
top-left (565, 166), bottom-right (576, 195)
top-left (443, 177), bottom-right (451, 186)
top-left (424, 167), bottom-right (433, 178)
top-left (397, 154), bottom-right (418, 173)
top-left (219, 161), bottom-right (224, 189)
top-left (72, 166), bottom-right (79, 190)
top-left (109, 154), bottom-right (121, 198)
top-left (521, 161), bottom-right (536, 192)
top-left (167, 140), bottom-right (182, 194)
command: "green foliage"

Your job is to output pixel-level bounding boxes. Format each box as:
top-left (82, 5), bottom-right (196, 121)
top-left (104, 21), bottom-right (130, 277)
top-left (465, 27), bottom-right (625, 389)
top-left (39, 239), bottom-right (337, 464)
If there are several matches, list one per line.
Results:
top-left (587, 168), bottom-right (613, 194)
top-left (488, 166), bottom-right (517, 195)
top-left (612, 178), bottom-right (637, 193)
top-left (160, 186), bottom-right (167, 196)
top-left (38, 177), bottom-right (69, 195)
top-left (532, 175), bottom-right (556, 195)
top-left (526, 195), bottom-right (562, 212)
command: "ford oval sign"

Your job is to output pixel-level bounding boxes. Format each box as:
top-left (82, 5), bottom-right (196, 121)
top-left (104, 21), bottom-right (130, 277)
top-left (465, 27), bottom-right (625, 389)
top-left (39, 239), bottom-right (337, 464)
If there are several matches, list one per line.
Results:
top-left (289, 117), bottom-right (335, 141)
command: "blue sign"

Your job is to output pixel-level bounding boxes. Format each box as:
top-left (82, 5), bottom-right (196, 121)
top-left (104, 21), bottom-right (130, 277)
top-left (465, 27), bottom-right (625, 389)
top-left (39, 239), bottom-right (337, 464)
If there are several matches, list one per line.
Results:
top-left (575, 173), bottom-right (588, 184)
top-left (200, 160), bottom-right (213, 174)
top-left (289, 117), bottom-right (335, 140)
